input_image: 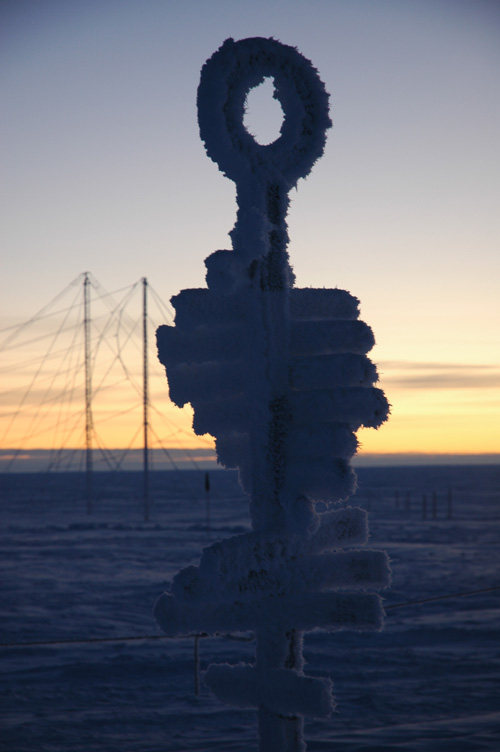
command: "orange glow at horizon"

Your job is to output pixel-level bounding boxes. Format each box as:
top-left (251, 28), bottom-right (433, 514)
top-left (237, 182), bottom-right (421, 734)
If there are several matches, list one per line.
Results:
top-left (1, 285), bottom-right (498, 459)
top-left (2, 374), bottom-right (499, 456)
top-left (358, 372), bottom-right (500, 455)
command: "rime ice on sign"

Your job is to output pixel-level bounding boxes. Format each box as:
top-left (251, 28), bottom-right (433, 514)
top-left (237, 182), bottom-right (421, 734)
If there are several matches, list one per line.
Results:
top-left (155, 37), bottom-right (390, 751)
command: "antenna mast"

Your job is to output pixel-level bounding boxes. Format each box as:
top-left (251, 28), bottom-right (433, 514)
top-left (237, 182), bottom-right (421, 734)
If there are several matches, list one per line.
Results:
top-left (143, 277), bottom-right (150, 521)
top-left (83, 272), bottom-right (93, 514)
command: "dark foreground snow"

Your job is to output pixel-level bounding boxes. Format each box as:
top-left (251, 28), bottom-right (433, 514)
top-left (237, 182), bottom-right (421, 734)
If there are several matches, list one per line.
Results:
top-left (0, 465), bottom-right (499, 751)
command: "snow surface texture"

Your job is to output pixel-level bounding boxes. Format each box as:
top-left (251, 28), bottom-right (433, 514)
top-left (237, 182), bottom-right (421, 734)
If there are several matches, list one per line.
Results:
top-left (155, 37), bottom-right (390, 750)
top-left (1, 467), bottom-right (499, 751)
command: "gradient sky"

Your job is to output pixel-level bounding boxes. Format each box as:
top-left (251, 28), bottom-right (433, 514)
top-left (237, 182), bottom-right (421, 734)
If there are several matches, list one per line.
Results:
top-left (1, 0), bottom-right (499, 457)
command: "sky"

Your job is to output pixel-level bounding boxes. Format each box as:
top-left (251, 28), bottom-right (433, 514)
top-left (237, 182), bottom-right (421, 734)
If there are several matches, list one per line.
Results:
top-left (1, 0), bottom-right (499, 460)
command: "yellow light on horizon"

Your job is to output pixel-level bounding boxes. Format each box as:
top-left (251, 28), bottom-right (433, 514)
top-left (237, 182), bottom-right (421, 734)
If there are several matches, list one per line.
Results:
top-left (358, 378), bottom-right (500, 455)
top-left (2, 332), bottom-right (498, 456)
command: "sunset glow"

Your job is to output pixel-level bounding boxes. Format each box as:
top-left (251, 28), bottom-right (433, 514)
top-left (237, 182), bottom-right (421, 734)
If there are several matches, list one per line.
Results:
top-left (1, 1), bottom-right (499, 467)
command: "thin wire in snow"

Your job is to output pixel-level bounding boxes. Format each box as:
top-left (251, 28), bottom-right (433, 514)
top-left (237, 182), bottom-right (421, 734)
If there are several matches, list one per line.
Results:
top-left (384, 584), bottom-right (500, 610)
top-left (1, 586), bottom-right (498, 650)
top-left (0, 631), bottom-right (254, 649)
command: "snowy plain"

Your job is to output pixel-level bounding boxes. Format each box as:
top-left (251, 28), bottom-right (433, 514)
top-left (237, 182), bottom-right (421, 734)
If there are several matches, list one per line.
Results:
top-left (1, 464), bottom-right (499, 751)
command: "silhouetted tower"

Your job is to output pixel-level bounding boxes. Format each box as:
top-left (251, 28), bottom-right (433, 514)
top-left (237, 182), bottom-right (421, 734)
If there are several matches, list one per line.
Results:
top-left (142, 277), bottom-right (150, 521)
top-left (83, 272), bottom-right (93, 514)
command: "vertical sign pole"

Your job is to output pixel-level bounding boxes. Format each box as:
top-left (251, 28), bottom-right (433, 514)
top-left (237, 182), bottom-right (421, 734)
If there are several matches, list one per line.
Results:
top-left (254, 189), bottom-right (303, 751)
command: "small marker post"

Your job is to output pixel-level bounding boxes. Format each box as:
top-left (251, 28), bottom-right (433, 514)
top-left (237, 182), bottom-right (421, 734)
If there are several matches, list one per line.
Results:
top-left (204, 471), bottom-right (210, 531)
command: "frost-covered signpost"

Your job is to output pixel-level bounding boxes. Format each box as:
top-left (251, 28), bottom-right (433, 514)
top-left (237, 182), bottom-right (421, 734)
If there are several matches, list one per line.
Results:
top-left (155, 37), bottom-right (390, 751)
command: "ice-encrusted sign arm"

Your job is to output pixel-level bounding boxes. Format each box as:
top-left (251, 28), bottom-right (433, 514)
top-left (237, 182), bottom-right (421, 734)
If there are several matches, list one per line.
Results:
top-left (155, 37), bottom-right (390, 752)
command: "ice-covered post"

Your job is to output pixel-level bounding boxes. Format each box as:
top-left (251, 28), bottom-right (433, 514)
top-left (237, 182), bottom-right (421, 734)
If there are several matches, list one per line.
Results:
top-left (155, 37), bottom-right (390, 752)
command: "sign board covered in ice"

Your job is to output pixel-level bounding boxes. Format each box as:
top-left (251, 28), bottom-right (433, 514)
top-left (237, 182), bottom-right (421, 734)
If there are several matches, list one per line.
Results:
top-left (155, 37), bottom-right (390, 751)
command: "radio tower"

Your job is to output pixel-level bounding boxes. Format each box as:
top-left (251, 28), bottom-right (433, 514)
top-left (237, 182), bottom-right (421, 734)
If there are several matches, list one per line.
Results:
top-left (143, 277), bottom-right (150, 521)
top-left (83, 272), bottom-right (93, 514)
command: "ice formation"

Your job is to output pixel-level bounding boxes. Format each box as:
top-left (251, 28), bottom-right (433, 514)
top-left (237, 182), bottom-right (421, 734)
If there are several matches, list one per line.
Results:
top-left (155, 37), bottom-right (390, 751)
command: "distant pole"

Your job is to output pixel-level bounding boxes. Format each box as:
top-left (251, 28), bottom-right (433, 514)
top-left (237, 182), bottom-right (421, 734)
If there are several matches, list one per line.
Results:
top-left (194, 635), bottom-right (201, 695)
top-left (205, 471), bottom-right (210, 530)
top-left (83, 273), bottom-right (93, 514)
top-left (143, 277), bottom-right (150, 522)
top-left (405, 490), bottom-right (411, 512)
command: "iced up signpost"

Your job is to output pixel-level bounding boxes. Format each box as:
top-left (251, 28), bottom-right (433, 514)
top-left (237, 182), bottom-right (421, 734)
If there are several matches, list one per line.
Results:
top-left (155, 37), bottom-right (390, 751)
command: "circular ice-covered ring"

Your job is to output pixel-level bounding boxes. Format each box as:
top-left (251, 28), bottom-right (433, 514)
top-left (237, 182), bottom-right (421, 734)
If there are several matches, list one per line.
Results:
top-left (197, 37), bottom-right (331, 189)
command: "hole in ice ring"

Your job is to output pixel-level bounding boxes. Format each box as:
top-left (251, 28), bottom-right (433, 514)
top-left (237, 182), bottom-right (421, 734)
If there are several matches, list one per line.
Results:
top-left (243, 77), bottom-right (284, 147)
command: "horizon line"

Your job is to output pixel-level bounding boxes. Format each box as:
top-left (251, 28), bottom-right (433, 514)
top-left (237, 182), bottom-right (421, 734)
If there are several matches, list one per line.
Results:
top-left (0, 448), bottom-right (498, 472)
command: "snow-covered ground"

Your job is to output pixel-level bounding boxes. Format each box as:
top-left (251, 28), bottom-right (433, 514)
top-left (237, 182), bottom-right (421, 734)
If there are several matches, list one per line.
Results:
top-left (1, 465), bottom-right (499, 751)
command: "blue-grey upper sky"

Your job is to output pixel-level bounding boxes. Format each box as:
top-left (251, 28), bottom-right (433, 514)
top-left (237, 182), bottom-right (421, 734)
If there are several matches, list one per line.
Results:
top-left (1, 0), bottom-right (499, 454)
